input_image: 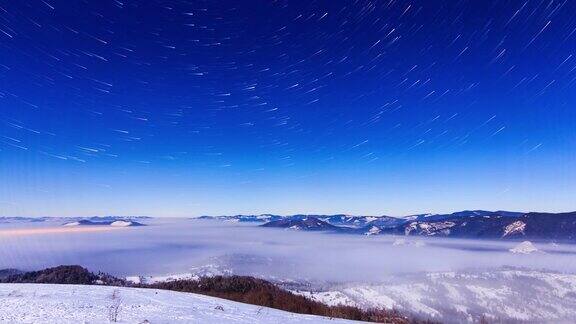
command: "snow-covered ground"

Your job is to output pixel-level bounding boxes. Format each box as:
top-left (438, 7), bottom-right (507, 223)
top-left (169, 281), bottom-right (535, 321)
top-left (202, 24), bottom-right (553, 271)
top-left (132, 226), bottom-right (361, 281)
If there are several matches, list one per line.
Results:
top-left (293, 269), bottom-right (576, 323)
top-left (0, 284), bottom-right (356, 323)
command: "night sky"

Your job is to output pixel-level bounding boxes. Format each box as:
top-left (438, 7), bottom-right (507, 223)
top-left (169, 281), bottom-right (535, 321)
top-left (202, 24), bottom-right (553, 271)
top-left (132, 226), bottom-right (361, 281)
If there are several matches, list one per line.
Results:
top-left (1, 0), bottom-right (575, 217)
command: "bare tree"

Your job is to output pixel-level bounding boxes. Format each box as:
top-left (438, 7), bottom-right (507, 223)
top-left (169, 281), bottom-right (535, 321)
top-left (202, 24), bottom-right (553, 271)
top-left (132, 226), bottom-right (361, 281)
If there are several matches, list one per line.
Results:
top-left (108, 289), bottom-right (122, 322)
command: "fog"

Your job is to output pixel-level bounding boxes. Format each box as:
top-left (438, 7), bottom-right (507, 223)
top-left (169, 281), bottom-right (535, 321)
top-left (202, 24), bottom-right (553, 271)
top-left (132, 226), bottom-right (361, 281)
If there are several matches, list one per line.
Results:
top-left (1, 218), bottom-right (576, 282)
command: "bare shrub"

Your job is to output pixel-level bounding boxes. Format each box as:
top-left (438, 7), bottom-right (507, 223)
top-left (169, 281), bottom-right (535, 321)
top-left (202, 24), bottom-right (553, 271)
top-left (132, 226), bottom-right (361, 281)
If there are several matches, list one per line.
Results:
top-left (108, 289), bottom-right (122, 322)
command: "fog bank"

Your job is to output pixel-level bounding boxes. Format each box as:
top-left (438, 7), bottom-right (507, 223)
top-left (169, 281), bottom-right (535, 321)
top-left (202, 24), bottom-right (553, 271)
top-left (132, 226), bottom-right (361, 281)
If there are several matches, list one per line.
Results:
top-left (1, 218), bottom-right (575, 282)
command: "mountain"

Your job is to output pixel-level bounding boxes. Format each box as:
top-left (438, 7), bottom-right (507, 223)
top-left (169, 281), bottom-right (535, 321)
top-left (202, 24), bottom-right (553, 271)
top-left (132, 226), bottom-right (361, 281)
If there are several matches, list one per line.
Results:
top-left (388, 211), bottom-right (576, 241)
top-left (316, 214), bottom-right (406, 228)
top-left (261, 217), bottom-right (340, 231)
top-left (197, 214), bottom-right (283, 223)
top-left (252, 211), bottom-right (576, 242)
top-left (402, 210), bottom-right (524, 222)
top-left (200, 214), bottom-right (394, 228)
top-left (0, 217), bottom-right (47, 224)
top-left (365, 216), bottom-right (408, 228)
top-left (0, 283), bottom-right (359, 324)
top-left (63, 219), bottom-right (145, 227)
top-left (0, 216), bottom-right (151, 225)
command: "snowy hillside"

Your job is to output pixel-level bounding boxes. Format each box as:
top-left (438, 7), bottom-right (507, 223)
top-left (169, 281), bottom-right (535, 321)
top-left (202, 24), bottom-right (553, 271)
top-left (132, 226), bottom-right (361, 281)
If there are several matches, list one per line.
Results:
top-left (293, 270), bottom-right (576, 323)
top-left (0, 284), bottom-right (356, 323)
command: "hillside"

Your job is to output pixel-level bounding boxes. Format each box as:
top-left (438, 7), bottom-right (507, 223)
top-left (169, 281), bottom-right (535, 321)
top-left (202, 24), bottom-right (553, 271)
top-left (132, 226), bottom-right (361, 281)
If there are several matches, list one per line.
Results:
top-left (0, 266), bottom-right (411, 323)
top-left (0, 283), bottom-right (358, 323)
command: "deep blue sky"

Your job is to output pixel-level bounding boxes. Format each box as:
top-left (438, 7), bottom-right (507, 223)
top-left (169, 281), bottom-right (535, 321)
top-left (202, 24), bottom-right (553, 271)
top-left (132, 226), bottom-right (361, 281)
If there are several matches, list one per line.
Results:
top-left (1, 0), bottom-right (575, 217)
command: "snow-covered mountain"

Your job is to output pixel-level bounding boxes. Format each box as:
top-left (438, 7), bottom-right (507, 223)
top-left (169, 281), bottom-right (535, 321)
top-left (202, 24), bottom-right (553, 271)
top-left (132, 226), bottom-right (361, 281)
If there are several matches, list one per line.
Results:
top-left (0, 216), bottom-right (151, 226)
top-left (62, 219), bottom-right (145, 227)
top-left (387, 211), bottom-right (576, 241)
top-left (0, 284), bottom-right (356, 323)
top-left (196, 214), bottom-right (284, 223)
top-left (255, 211), bottom-right (576, 242)
top-left (261, 217), bottom-right (339, 231)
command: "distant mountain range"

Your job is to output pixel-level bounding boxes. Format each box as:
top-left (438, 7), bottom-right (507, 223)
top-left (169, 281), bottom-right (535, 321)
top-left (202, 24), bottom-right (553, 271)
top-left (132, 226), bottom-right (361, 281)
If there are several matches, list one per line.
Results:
top-left (62, 219), bottom-right (145, 227)
top-left (200, 210), bottom-right (576, 242)
top-left (3, 212), bottom-right (575, 242)
top-left (0, 216), bottom-right (149, 226)
top-left (260, 217), bottom-right (340, 231)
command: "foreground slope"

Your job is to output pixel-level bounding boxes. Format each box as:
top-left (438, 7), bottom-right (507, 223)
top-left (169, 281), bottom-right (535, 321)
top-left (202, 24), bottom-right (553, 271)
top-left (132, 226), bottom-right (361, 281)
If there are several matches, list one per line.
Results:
top-left (0, 283), bottom-right (357, 323)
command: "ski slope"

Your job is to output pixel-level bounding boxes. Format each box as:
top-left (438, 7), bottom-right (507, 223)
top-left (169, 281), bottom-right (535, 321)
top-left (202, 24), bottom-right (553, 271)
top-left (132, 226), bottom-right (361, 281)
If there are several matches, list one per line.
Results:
top-left (0, 283), bottom-right (356, 323)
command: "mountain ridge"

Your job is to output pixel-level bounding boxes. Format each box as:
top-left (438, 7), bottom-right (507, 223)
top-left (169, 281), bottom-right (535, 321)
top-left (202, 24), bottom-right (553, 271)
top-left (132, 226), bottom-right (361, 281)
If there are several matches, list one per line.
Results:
top-left (247, 210), bottom-right (576, 242)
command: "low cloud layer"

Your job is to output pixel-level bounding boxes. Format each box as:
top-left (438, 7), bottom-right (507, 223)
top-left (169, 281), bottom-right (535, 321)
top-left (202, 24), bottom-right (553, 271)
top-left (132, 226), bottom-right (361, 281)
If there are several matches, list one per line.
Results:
top-left (1, 218), bottom-right (575, 282)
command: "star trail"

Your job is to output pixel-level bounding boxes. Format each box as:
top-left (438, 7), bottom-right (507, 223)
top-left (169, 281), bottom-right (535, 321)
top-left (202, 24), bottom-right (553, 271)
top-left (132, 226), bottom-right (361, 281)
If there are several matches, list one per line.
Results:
top-left (0, 0), bottom-right (575, 217)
